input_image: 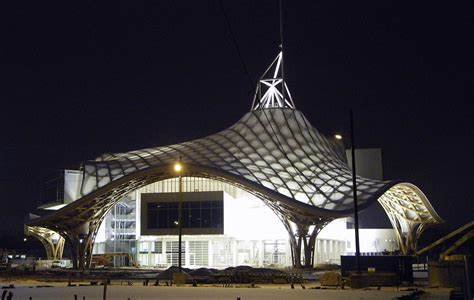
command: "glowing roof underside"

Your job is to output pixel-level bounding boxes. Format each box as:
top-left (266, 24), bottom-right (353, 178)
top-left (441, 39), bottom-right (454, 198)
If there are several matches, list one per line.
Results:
top-left (85, 108), bottom-right (386, 212)
top-left (77, 51), bottom-right (440, 219)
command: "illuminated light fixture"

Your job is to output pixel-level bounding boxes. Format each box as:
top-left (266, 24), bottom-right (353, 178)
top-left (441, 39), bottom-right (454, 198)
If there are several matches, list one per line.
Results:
top-left (174, 162), bottom-right (183, 173)
top-left (23, 238), bottom-right (27, 242)
top-left (174, 220), bottom-right (179, 225)
top-left (334, 134), bottom-right (342, 140)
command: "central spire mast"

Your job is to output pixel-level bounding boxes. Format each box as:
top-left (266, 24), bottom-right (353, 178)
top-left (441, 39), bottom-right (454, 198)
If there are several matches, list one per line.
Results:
top-left (251, 0), bottom-right (295, 111)
top-left (279, 0), bottom-right (286, 106)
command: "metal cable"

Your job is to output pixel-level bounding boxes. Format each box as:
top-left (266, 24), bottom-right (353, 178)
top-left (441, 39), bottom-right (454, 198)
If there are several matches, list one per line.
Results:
top-left (218, 0), bottom-right (254, 92)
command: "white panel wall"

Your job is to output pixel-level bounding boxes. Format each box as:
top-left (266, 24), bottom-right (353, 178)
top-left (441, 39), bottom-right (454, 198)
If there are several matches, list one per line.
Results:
top-left (223, 192), bottom-right (287, 240)
top-left (63, 169), bottom-right (83, 203)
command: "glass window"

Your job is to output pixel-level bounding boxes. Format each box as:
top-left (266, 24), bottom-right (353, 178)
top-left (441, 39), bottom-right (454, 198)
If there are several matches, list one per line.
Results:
top-left (153, 241), bottom-right (162, 253)
top-left (166, 241), bottom-right (185, 266)
top-left (139, 241), bottom-right (149, 254)
top-left (147, 200), bottom-right (223, 230)
top-left (263, 240), bottom-right (287, 266)
top-left (189, 241), bottom-right (208, 266)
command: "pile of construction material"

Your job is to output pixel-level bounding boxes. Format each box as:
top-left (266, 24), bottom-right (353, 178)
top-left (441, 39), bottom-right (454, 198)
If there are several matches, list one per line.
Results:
top-left (155, 265), bottom-right (298, 284)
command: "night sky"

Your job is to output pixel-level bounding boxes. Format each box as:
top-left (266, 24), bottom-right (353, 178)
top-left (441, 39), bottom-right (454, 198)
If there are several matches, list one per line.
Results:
top-left (0, 1), bottom-right (472, 239)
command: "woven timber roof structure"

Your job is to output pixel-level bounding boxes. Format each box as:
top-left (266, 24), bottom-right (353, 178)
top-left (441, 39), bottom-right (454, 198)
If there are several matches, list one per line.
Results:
top-left (27, 52), bottom-right (442, 264)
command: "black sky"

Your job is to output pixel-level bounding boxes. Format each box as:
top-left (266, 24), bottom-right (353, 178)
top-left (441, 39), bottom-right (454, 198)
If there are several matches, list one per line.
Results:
top-left (0, 1), bottom-right (472, 236)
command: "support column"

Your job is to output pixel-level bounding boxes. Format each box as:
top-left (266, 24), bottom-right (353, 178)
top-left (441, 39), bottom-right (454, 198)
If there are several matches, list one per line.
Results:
top-left (280, 218), bottom-right (332, 269)
top-left (379, 200), bottom-right (429, 255)
top-left (62, 219), bottom-right (102, 270)
top-left (377, 184), bottom-right (443, 255)
top-left (395, 221), bottom-right (425, 255)
top-left (24, 225), bottom-right (65, 260)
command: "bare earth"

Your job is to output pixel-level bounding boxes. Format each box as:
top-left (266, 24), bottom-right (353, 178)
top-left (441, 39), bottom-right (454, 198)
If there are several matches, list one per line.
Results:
top-left (0, 281), bottom-right (451, 300)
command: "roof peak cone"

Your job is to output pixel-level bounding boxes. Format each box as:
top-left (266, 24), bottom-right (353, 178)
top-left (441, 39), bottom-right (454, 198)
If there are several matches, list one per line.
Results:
top-left (251, 51), bottom-right (295, 111)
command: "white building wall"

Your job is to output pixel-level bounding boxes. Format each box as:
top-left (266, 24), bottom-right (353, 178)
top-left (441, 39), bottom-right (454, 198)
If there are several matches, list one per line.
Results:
top-left (223, 191), bottom-right (287, 240)
top-left (344, 229), bottom-right (398, 254)
top-left (93, 176), bottom-right (398, 268)
top-left (63, 169), bottom-right (83, 203)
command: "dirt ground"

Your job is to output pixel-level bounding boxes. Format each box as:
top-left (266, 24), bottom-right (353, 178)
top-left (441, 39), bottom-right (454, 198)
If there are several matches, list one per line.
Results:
top-left (0, 278), bottom-right (452, 300)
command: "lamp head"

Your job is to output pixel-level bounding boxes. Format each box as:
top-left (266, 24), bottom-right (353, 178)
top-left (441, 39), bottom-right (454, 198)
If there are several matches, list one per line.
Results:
top-left (174, 162), bottom-right (183, 173)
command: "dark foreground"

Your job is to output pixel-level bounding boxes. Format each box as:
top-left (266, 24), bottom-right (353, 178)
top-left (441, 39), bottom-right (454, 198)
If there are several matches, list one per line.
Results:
top-left (1, 285), bottom-right (451, 300)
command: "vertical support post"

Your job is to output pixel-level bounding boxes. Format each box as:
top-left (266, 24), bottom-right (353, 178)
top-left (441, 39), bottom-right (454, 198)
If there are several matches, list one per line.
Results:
top-left (64, 221), bottom-right (100, 270)
top-left (102, 279), bottom-right (108, 300)
top-left (178, 174), bottom-right (183, 269)
top-left (350, 109), bottom-right (361, 273)
top-left (463, 255), bottom-right (472, 300)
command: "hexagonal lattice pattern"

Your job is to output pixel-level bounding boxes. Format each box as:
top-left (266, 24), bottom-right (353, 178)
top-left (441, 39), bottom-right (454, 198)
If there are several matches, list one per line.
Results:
top-left (82, 108), bottom-right (388, 213)
top-left (24, 225), bottom-right (65, 260)
top-left (378, 183), bottom-right (442, 253)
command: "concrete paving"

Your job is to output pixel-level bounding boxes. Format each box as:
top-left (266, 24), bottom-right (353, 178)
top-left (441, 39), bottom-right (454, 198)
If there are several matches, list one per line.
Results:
top-left (5, 285), bottom-right (451, 300)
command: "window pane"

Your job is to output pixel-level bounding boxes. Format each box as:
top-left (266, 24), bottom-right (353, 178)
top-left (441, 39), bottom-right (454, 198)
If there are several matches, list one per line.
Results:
top-left (146, 199), bottom-right (223, 231)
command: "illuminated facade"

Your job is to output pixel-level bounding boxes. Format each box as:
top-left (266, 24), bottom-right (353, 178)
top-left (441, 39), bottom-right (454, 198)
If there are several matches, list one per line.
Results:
top-left (91, 176), bottom-right (401, 268)
top-left (26, 52), bottom-right (442, 269)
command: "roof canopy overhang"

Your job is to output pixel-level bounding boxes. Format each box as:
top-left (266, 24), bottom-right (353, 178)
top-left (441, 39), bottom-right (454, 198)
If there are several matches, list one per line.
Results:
top-left (27, 52), bottom-right (442, 256)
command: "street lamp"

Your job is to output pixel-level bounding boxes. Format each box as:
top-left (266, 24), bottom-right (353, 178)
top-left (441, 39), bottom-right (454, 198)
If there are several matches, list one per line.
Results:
top-left (174, 162), bottom-right (183, 173)
top-left (349, 110), bottom-right (361, 274)
top-left (173, 160), bottom-right (184, 270)
top-left (335, 121), bottom-right (361, 274)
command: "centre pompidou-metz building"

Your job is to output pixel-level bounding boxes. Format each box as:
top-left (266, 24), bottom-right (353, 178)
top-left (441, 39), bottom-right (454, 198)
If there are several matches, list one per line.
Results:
top-left (26, 52), bottom-right (442, 269)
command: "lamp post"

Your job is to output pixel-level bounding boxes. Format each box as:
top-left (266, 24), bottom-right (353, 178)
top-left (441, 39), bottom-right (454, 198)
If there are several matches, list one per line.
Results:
top-left (349, 110), bottom-right (361, 274)
top-left (173, 160), bottom-right (183, 270)
top-left (335, 112), bottom-right (361, 275)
